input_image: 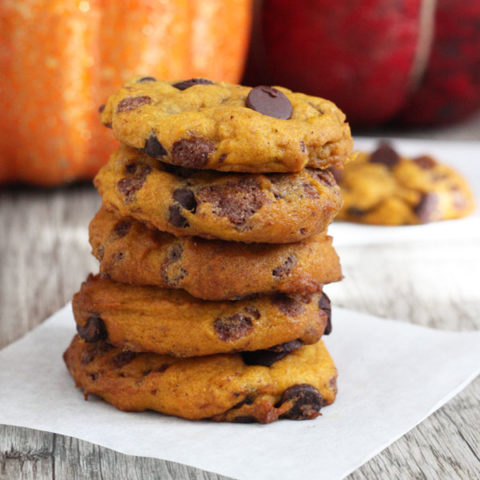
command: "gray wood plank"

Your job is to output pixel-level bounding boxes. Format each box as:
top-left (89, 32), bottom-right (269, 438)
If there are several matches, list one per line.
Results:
top-left (1, 184), bottom-right (479, 479)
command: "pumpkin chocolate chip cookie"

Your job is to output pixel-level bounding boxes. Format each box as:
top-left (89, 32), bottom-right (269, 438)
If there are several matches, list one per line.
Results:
top-left (73, 274), bottom-right (332, 357)
top-left (337, 143), bottom-right (476, 225)
top-left (63, 335), bottom-right (337, 423)
top-left (89, 207), bottom-right (342, 300)
top-left (100, 76), bottom-right (353, 173)
top-left (94, 145), bottom-right (343, 243)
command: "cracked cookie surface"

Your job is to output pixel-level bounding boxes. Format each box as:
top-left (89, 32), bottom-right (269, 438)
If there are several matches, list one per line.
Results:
top-left (337, 143), bottom-right (475, 225)
top-left (94, 145), bottom-right (343, 243)
top-left (89, 207), bottom-right (342, 300)
top-left (64, 335), bottom-right (337, 423)
top-left (73, 274), bottom-right (331, 357)
top-left (100, 76), bottom-right (353, 173)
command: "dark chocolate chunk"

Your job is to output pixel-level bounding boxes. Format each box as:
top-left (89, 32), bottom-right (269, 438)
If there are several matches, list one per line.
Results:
top-left (98, 104), bottom-right (105, 113)
top-left (242, 339), bottom-right (303, 367)
top-left (112, 351), bottom-right (137, 368)
top-left (413, 155), bottom-right (437, 170)
top-left (171, 137), bottom-right (215, 168)
top-left (272, 255), bottom-right (297, 278)
top-left (272, 294), bottom-right (306, 317)
top-left (143, 134), bottom-right (167, 157)
top-left (214, 313), bottom-right (254, 341)
top-left (246, 86), bottom-right (292, 120)
top-left (370, 142), bottom-right (400, 167)
top-left (168, 205), bottom-right (189, 228)
top-left (414, 193), bottom-right (439, 223)
top-left (113, 220), bottom-right (132, 238)
top-left (137, 76), bottom-right (157, 82)
top-left (76, 316), bottom-right (107, 343)
top-left (172, 78), bottom-right (214, 90)
top-left (318, 293), bottom-right (332, 335)
top-left (173, 188), bottom-right (197, 212)
top-left (280, 384), bottom-right (323, 420)
top-left (116, 96), bottom-right (151, 113)
top-left (196, 178), bottom-right (266, 226)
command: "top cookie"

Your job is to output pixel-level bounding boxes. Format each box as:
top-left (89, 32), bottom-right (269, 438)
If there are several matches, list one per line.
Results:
top-left (100, 76), bottom-right (353, 173)
top-left (337, 143), bottom-right (476, 225)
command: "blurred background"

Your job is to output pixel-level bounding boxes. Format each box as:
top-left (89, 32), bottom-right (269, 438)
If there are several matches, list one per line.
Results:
top-left (0, 0), bottom-right (479, 186)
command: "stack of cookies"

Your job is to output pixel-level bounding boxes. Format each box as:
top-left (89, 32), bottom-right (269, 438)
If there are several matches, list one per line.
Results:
top-left (64, 77), bottom-right (353, 423)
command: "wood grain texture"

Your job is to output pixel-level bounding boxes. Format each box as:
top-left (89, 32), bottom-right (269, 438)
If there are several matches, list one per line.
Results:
top-left (1, 183), bottom-right (479, 480)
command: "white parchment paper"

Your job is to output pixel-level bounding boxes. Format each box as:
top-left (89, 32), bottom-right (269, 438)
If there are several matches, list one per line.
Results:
top-left (1, 304), bottom-right (479, 480)
top-left (330, 138), bottom-right (480, 246)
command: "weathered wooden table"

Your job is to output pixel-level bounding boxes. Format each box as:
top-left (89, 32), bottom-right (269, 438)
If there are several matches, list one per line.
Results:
top-left (2, 119), bottom-right (480, 479)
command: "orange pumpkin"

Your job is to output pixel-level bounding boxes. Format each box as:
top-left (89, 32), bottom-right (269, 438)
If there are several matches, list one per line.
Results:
top-left (0, 0), bottom-right (252, 185)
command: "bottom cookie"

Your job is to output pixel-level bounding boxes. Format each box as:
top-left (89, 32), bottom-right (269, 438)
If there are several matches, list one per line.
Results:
top-left (64, 336), bottom-right (337, 423)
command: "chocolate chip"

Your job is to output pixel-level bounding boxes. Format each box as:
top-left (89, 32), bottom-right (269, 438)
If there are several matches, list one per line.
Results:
top-left (172, 78), bottom-right (214, 90)
top-left (80, 342), bottom-right (113, 365)
top-left (246, 86), bottom-right (292, 120)
top-left (117, 164), bottom-right (152, 203)
top-left (168, 244), bottom-right (183, 262)
top-left (300, 140), bottom-right (306, 153)
top-left (116, 96), bottom-right (152, 113)
top-left (413, 155), bottom-right (437, 170)
top-left (143, 135), bottom-right (167, 158)
top-left (414, 193), bottom-right (439, 223)
top-left (161, 163), bottom-right (196, 178)
top-left (96, 245), bottom-right (105, 261)
top-left (244, 306), bottom-right (260, 320)
top-left (272, 294), bottom-right (306, 317)
top-left (347, 207), bottom-right (367, 217)
top-left (173, 188), bottom-right (197, 212)
top-left (112, 351), bottom-right (137, 368)
top-left (113, 220), bottom-right (132, 238)
top-left (196, 178), bottom-right (266, 226)
top-left (214, 313), bottom-right (254, 341)
top-left (242, 339), bottom-right (303, 367)
top-left (98, 104), bottom-right (105, 113)
top-left (370, 143), bottom-right (400, 167)
top-left (137, 76), bottom-right (156, 82)
top-left (104, 122), bottom-right (112, 129)
top-left (155, 363), bottom-right (170, 373)
top-left (168, 205), bottom-right (189, 228)
top-left (161, 244), bottom-right (187, 287)
top-left (280, 384), bottom-right (323, 420)
top-left (113, 252), bottom-right (124, 261)
top-left (309, 168), bottom-right (336, 187)
top-left (77, 316), bottom-right (107, 343)
top-left (318, 293), bottom-right (332, 335)
top-left (272, 255), bottom-right (297, 278)
top-left (171, 137), bottom-right (215, 168)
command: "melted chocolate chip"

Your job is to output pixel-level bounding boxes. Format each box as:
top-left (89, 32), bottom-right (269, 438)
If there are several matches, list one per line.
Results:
top-left (143, 135), bottom-right (167, 157)
top-left (370, 143), bottom-right (400, 168)
top-left (246, 86), bottom-right (292, 120)
top-left (318, 293), bottom-right (332, 335)
top-left (168, 205), bottom-right (189, 228)
top-left (242, 339), bottom-right (303, 367)
top-left (413, 155), bottom-right (437, 170)
top-left (272, 255), bottom-right (297, 278)
top-left (113, 220), bottom-right (132, 238)
top-left (172, 78), bottom-right (214, 90)
top-left (77, 316), bottom-right (107, 343)
top-left (280, 384), bottom-right (323, 420)
top-left (112, 351), bottom-right (137, 368)
top-left (116, 96), bottom-right (151, 113)
top-left (137, 76), bottom-right (156, 82)
top-left (161, 244), bottom-right (187, 287)
top-left (214, 313), bottom-right (254, 341)
top-left (414, 193), bottom-right (439, 223)
top-left (272, 294), bottom-right (306, 317)
top-left (196, 178), bottom-right (266, 226)
top-left (117, 164), bottom-right (152, 203)
top-left (171, 137), bottom-right (215, 168)
top-left (173, 188), bottom-right (197, 212)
